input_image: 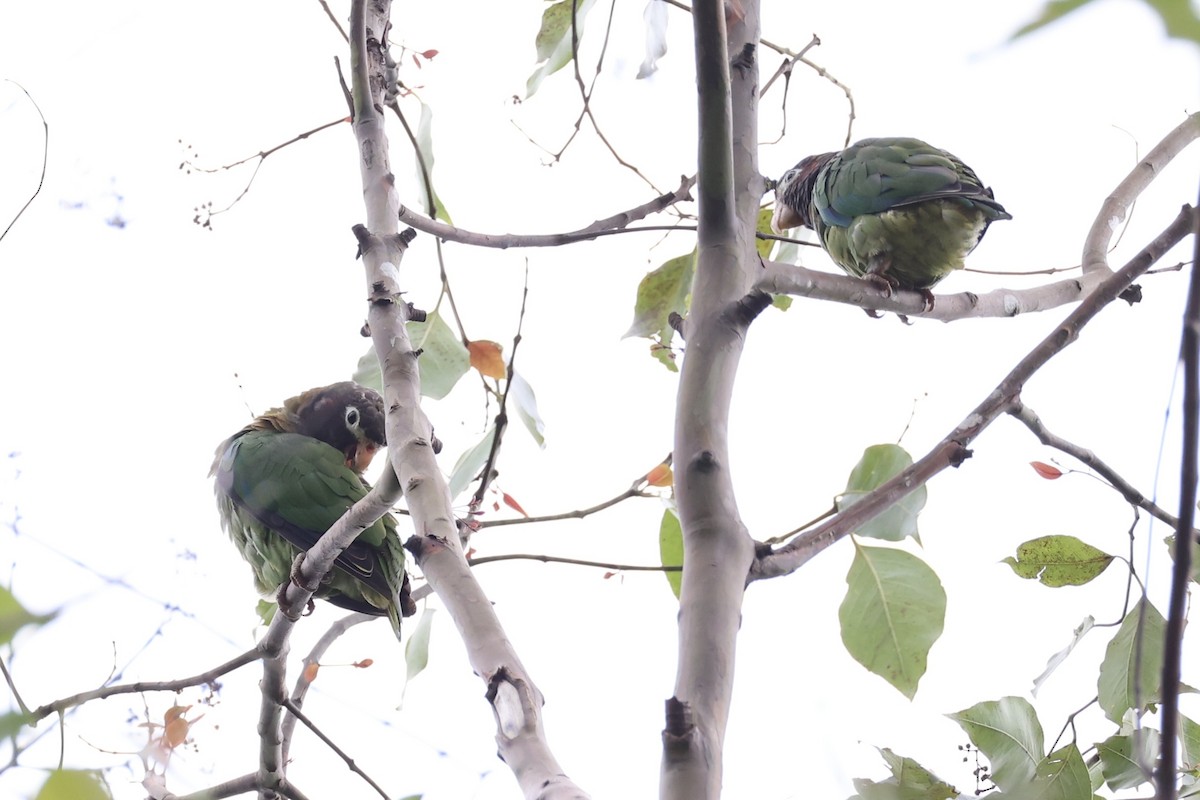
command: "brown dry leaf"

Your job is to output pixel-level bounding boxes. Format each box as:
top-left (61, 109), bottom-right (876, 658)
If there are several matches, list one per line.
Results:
top-left (303, 662), bottom-right (320, 683)
top-left (468, 340), bottom-right (506, 380)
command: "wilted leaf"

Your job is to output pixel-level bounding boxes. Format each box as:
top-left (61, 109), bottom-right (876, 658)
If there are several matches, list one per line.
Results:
top-left (948, 696), bottom-right (1045, 792)
top-left (1031, 461), bottom-right (1063, 479)
top-left (526, 0), bottom-right (600, 97)
top-left (1002, 535), bottom-right (1114, 587)
top-left (1098, 598), bottom-right (1165, 722)
top-left (837, 444), bottom-right (926, 541)
top-left (659, 509), bottom-right (683, 599)
top-left (1032, 615), bottom-right (1095, 696)
top-left (839, 544), bottom-right (945, 698)
top-left (468, 340), bottom-right (506, 380)
top-left (636, 0), bottom-right (669, 78)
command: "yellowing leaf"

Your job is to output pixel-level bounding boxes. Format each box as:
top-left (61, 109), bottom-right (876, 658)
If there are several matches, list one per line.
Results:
top-left (468, 340), bottom-right (506, 380)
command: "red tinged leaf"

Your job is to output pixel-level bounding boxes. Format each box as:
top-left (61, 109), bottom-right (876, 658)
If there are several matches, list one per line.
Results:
top-left (354, 659), bottom-right (374, 669)
top-left (646, 463), bottom-right (674, 487)
top-left (502, 492), bottom-right (529, 517)
top-left (468, 340), bottom-right (507, 380)
top-left (421, 49), bottom-right (439, 59)
top-left (603, 571), bottom-right (617, 579)
top-left (303, 662), bottom-right (320, 683)
top-left (1031, 461), bottom-right (1063, 480)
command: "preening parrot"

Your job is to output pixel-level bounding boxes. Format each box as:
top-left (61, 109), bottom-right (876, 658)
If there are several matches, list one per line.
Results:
top-left (771, 137), bottom-right (1011, 308)
top-left (212, 382), bottom-right (415, 638)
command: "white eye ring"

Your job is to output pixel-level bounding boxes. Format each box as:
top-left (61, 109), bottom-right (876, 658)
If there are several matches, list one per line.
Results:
top-left (345, 406), bottom-right (360, 429)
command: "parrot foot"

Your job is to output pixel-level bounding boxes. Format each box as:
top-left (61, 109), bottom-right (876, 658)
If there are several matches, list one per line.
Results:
top-left (918, 288), bottom-right (936, 312)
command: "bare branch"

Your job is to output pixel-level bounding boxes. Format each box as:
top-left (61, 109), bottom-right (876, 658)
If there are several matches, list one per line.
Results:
top-left (1083, 111), bottom-right (1199, 275)
top-left (469, 553), bottom-right (680, 572)
top-left (29, 648), bottom-right (259, 722)
top-left (0, 80), bottom-right (48, 248)
top-left (282, 699), bottom-right (391, 799)
top-left (754, 205), bottom-right (1199, 580)
top-left (1009, 400), bottom-right (1193, 533)
top-left (396, 175), bottom-right (695, 248)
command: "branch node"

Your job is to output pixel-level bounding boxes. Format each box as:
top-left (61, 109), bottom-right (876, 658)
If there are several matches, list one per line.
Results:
top-left (692, 450), bottom-right (719, 473)
top-left (406, 302), bottom-right (427, 322)
top-left (1119, 284), bottom-right (1143, 305)
top-left (949, 445), bottom-right (973, 468)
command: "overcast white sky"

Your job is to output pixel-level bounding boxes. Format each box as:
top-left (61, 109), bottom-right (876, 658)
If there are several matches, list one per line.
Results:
top-left (2, 1), bottom-right (1199, 798)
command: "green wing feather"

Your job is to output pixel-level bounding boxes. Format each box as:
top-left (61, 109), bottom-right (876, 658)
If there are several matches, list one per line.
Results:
top-left (214, 429), bottom-right (409, 637)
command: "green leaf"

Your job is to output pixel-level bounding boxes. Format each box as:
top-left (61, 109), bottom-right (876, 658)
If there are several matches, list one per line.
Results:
top-left (526, 0), bottom-right (599, 98)
top-left (1002, 535), bottom-right (1114, 587)
top-left (771, 294), bottom-right (792, 312)
top-left (404, 607), bottom-right (434, 682)
top-left (837, 444), bottom-right (926, 541)
top-left (755, 208), bottom-right (776, 259)
top-left (254, 599), bottom-right (277, 628)
top-left (414, 101), bottom-right (451, 223)
top-left (0, 585), bottom-right (55, 646)
top-left (1011, 0), bottom-right (1200, 46)
top-left (447, 426), bottom-right (496, 500)
top-left (1098, 598), bottom-right (1166, 723)
top-left (659, 508), bottom-right (683, 599)
top-left (1096, 730), bottom-right (1157, 790)
top-left (625, 250), bottom-right (695, 341)
top-left (1182, 714), bottom-right (1200, 771)
top-left (848, 748), bottom-right (958, 800)
top-left (352, 348), bottom-right (384, 395)
top-left (408, 311), bottom-right (470, 400)
top-left (1032, 615), bottom-right (1095, 697)
top-left (0, 711), bottom-right (30, 739)
top-left (34, 770), bottom-right (111, 800)
top-left (1027, 743), bottom-right (1093, 800)
top-left (510, 371), bottom-right (546, 447)
top-left (839, 544), bottom-right (945, 698)
top-left (948, 696), bottom-right (1045, 792)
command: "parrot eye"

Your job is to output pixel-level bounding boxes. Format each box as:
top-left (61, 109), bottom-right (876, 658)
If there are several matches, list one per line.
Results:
top-left (345, 406), bottom-right (360, 429)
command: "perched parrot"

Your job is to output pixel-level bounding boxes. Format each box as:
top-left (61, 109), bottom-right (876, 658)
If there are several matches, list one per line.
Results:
top-left (772, 137), bottom-right (1011, 308)
top-left (212, 382), bottom-right (414, 638)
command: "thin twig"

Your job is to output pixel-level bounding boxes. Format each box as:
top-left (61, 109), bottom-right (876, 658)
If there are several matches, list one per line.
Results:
top-left (469, 553), bottom-right (680, 572)
top-left (0, 80), bottom-right (48, 247)
top-left (1156, 178), bottom-right (1200, 800)
top-left (282, 699), bottom-right (391, 799)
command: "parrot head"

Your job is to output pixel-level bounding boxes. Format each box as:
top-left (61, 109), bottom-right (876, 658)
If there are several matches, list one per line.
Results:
top-left (287, 382), bottom-right (387, 474)
top-left (771, 151), bottom-right (835, 232)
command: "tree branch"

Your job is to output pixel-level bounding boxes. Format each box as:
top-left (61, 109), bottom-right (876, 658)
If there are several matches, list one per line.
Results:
top-left (754, 204), bottom-right (1199, 580)
top-left (395, 175), bottom-right (694, 248)
top-left (348, 3), bottom-right (588, 797)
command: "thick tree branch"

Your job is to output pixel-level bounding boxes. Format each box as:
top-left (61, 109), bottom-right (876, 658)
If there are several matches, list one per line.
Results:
top-left (754, 205), bottom-right (1199, 580)
top-left (661, 1), bottom-right (761, 797)
top-left (348, 4), bottom-right (587, 797)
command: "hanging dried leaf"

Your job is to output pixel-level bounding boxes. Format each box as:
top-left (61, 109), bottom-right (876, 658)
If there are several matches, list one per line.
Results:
top-left (502, 492), bottom-right (529, 516)
top-left (468, 340), bottom-right (507, 380)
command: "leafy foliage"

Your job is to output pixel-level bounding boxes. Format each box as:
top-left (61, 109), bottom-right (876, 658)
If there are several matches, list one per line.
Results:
top-left (1012, 0), bottom-right (1200, 46)
top-left (1097, 599), bottom-right (1166, 723)
top-left (0, 585), bottom-right (54, 646)
top-left (659, 508), bottom-right (683, 599)
top-left (847, 748), bottom-right (958, 800)
top-left (526, 0), bottom-right (599, 97)
top-left (949, 696), bottom-right (1045, 792)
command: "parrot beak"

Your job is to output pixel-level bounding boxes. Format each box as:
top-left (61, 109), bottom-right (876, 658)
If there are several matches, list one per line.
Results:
top-left (771, 204), bottom-right (802, 233)
top-left (347, 441), bottom-right (381, 473)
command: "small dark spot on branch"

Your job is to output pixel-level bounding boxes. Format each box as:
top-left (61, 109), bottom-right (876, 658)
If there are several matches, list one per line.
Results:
top-left (407, 302), bottom-right (427, 322)
top-left (1119, 284), bottom-right (1143, 305)
top-left (413, 348), bottom-right (424, 358)
top-left (950, 445), bottom-right (973, 468)
top-left (360, 322), bottom-right (371, 337)
top-left (693, 450), bottom-right (718, 473)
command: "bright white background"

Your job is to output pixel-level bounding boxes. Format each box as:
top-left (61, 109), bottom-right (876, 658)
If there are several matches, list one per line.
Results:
top-left (1, 1), bottom-right (1198, 798)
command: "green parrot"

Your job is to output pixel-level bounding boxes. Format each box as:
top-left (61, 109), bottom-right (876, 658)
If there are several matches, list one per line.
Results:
top-left (772, 137), bottom-right (1011, 308)
top-left (212, 382), bottom-right (415, 638)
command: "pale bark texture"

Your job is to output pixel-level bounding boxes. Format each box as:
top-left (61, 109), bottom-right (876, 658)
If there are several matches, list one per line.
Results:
top-left (348, 2), bottom-right (588, 797)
